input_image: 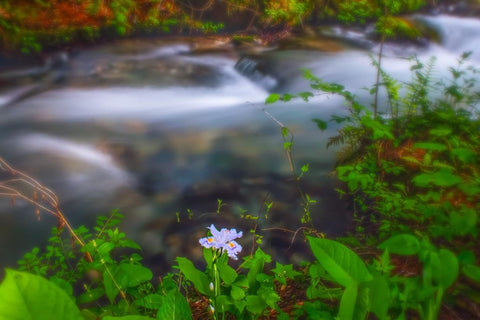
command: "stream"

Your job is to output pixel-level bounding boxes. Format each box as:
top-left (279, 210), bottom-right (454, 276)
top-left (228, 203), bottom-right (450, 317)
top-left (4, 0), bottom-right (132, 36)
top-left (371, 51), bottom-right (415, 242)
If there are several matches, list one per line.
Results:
top-left (0, 14), bottom-right (479, 270)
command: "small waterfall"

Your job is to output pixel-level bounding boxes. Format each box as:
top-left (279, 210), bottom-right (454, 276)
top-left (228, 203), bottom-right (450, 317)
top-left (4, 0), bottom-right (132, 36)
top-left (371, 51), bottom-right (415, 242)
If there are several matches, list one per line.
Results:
top-left (234, 57), bottom-right (278, 90)
top-left (417, 15), bottom-right (480, 61)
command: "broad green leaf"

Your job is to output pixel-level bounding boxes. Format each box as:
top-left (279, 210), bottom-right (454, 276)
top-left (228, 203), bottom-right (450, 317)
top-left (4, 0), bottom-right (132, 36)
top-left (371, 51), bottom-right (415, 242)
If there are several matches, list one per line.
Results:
top-left (104, 316), bottom-right (155, 320)
top-left (49, 276), bottom-right (73, 297)
top-left (176, 257), bottom-right (210, 295)
top-left (231, 285), bottom-right (246, 300)
top-left (365, 275), bottom-right (390, 320)
top-left (429, 127), bottom-right (452, 137)
top-left (245, 295), bottom-right (267, 314)
top-left (413, 142), bottom-right (447, 151)
top-left (203, 247), bottom-right (213, 270)
top-left (451, 148), bottom-right (476, 163)
top-left (435, 249), bottom-right (459, 289)
top-left (265, 93), bottom-right (280, 104)
top-left (308, 237), bottom-right (372, 287)
top-left (412, 169), bottom-right (462, 187)
top-left (0, 269), bottom-right (83, 320)
top-left (120, 239), bottom-right (142, 250)
top-left (156, 290), bottom-right (192, 320)
top-left (449, 209), bottom-right (477, 236)
top-left (103, 269), bottom-right (119, 304)
top-left (97, 241), bottom-right (115, 258)
top-left (116, 263), bottom-right (153, 288)
top-left (104, 263), bottom-right (153, 303)
top-left (354, 286), bottom-right (370, 320)
top-left (462, 264), bottom-right (480, 283)
top-left (217, 258), bottom-right (238, 285)
top-left (233, 275), bottom-right (249, 289)
top-left (378, 234), bottom-right (420, 255)
top-left (338, 284), bottom-right (358, 320)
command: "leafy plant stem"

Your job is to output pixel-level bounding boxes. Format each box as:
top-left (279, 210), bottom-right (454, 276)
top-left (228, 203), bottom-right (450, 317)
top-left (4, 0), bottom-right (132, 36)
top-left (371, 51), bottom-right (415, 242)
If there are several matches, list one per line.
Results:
top-left (373, 34), bottom-right (385, 117)
top-left (92, 239), bottom-right (129, 307)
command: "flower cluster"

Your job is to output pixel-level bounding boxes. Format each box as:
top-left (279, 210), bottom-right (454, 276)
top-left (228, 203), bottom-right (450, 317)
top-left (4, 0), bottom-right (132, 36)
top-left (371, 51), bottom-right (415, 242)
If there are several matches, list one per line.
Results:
top-left (199, 224), bottom-right (243, 260)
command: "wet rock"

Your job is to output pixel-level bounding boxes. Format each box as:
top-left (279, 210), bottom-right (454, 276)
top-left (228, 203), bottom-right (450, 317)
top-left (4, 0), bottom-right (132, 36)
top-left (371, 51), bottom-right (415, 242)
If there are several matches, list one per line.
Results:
top-left (277, 35), bottom-right (346, 52)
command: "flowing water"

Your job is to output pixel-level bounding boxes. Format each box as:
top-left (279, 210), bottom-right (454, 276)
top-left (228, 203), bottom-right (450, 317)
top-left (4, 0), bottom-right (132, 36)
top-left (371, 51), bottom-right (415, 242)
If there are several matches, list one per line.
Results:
top-left (0, 15), bottom-right (479, 269)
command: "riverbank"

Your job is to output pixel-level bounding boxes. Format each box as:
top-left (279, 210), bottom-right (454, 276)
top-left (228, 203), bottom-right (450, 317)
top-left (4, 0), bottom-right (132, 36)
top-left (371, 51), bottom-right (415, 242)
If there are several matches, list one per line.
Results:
top-left (2, 0), bottom-right (479, 57)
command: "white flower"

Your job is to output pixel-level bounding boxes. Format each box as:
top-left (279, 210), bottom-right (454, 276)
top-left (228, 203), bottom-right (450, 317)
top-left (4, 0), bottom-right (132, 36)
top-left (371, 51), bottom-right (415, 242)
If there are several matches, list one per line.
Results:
top-left (199, 224), bottom-right (243, 259)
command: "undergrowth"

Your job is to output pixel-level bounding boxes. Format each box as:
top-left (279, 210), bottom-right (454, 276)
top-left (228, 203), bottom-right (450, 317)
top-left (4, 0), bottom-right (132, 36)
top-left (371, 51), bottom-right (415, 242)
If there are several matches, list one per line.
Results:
top-left (0, 51), bottom-right (480, 319)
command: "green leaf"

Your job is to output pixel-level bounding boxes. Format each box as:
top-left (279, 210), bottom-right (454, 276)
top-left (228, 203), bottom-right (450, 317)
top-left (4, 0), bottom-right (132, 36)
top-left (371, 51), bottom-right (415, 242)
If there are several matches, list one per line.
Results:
top-left (451, 148), bottom-right (476, 163)
top-left (216, 294), bottom-right (232, 312)
top-left (103, 269), bottom-right (119, 304)
top-left (271, 262), bottom-right (301, 285)
top-left (156, 290), bottom-right (192, 320)
top-left (265, 93), bottom-right (280, 104)
top-left (0, 269), bottom-right (83, 320)
top-left (96, 241), bottom-right (115, 261)
top-left (104, 316), bottom-right (155, 320)
top-left (245, 295), bottom-right (267, 314)
top-left (378, 234), bottom-right (420, 255)
top-left (283, 141), bottom-right (293, 150)
top-left (203, 247), bottom-right (213, 270)
top-left (312, 118), bottom-right (328, 131)
top-left (462, 264), bottom-right (480, 283)
top-left (281, 93), bottom-right (295, 102)
top-left (120, 239), bottom-right (142, 250)
top-left (116, 263), bottom-right (153, 288)
top-left (134, 294), bottom-right (163, 309)
top-left (298, 91), bottom-right (314, 101)
top-left (104, 263), bottom-right (153, 303)
top-left (242, 248), bottom-right (271, 289)
top-left (365, 275), bottom-right (390, 319)
top-left (458, 251), bottom-right (475, 265)
top-left (49, 276), bottom-right (73, 297)
top-left (176, 257), bottom-right (210, 295)
top-left (217, 256), bottom-right (238, 285)
top-left (231, 285), bottom-right (246, 300)
top-left (449, 209), bottom-right (477, 236)
top-left (77, 287), bottom-right (105, 304)
top-left (412, 169), bottom-right (462, 187)
top-left (429, 127), bottom-right (452, 137)
top-left (338, 284), bottom-right (358, 320)
top-left (435, 249), bottom-right (459, 289)
top-left (413, 142), bottom-right (447, 151)
top-left (307, 237), bottom-right (372, 287)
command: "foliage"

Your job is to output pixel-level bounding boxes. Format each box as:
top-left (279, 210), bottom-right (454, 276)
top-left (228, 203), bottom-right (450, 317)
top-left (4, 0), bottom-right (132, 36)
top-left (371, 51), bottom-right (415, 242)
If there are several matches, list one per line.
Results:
top-left (0, 0), bottom-right (434, 53)
top-left (268, 53), bottom-right (479, 245)
top-left (261, 51), bottom-right (480, 318)
top-left (2, 206), bottom-right (478, 319)
top-left (14, 210), bottom-right (183, 319)
top-left (0, 269), bottom-right (83, 320)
